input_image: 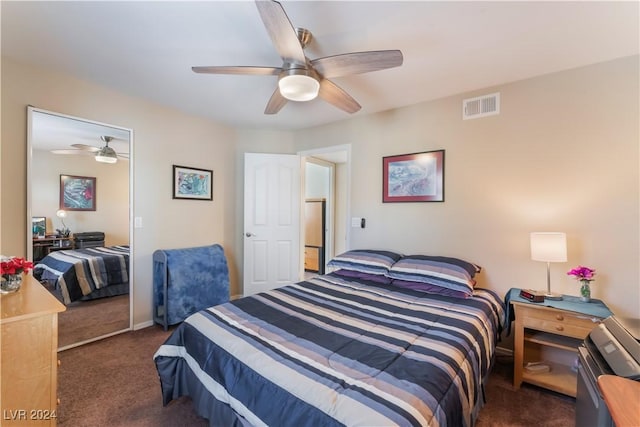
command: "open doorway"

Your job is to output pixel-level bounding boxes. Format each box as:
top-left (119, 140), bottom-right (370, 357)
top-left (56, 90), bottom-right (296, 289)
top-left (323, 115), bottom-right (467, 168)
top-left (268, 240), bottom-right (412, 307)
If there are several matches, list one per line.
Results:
top-left (300, 145), bottom-right (350, 279)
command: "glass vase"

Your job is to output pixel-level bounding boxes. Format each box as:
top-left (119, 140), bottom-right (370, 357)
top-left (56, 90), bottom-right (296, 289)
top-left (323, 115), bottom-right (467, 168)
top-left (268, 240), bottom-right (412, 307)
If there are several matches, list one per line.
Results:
top-left (1, 273), bottom-right (23, 294)
top-left (580, 281), bottom-right (591, 302)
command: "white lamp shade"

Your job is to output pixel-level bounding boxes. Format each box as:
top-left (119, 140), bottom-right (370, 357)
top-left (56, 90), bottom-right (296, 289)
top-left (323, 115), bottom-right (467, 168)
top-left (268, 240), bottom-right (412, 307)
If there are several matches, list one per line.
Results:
top-left (56, 209), bottom-right (67, 219)
top-left (530, 232), bottom-right (567, 262)
top-left (278, 74), bottom-right (320, 102)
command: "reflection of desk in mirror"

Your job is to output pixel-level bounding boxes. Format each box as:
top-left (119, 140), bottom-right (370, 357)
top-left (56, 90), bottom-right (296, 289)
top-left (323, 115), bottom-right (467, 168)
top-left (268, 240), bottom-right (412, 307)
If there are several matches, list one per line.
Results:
top-left (33, 236), bottom-right (74, 262)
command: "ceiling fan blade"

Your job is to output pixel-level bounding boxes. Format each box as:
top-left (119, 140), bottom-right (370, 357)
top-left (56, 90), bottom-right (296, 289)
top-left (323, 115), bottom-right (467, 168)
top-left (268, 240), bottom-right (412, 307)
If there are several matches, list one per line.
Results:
top-left (192, 66), bottom-right (281, 76)
top-left (51, 149), bottom-right (93, 156)
top-left (318, 79), bottom-right (361, 114)
top-left (264, 87), bottom-right (288, 114)
top-left (70, 143), bottom-right (100, 152)
top-left (311, 50), bottom-right (404, 79)
top-left (117, 153), bottom-right (130, 160)
top-left (255, 0), bottom-right (306, 64)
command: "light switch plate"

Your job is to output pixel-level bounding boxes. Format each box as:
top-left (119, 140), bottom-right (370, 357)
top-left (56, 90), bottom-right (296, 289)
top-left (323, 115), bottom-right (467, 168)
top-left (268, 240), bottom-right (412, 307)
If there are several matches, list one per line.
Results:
top-left (351, 217), bottom-right (361, 228)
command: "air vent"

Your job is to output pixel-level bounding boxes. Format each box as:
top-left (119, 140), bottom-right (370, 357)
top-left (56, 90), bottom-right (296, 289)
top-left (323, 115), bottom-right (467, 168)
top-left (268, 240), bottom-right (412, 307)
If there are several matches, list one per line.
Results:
top-left (462, 92), bottom-right (500, 120)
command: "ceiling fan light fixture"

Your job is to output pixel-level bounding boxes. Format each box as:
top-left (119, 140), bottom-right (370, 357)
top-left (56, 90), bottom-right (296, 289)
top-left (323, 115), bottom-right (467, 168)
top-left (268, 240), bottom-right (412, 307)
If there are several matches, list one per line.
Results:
top-left (95, 146), bottom-right (118, 164)
top-left (278, 71), bottom-right (320, 102)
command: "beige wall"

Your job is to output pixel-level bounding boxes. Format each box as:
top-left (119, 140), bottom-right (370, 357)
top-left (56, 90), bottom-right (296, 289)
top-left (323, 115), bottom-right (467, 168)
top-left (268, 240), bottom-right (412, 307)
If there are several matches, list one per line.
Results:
top-left (3, 55), bottom-right (638, 328)
top-left (293, 56), bottom-right (639, 318)
top-left (1, 57), bottom-right (238, 327)
top-left (32, 150), bottom-right (129, 246)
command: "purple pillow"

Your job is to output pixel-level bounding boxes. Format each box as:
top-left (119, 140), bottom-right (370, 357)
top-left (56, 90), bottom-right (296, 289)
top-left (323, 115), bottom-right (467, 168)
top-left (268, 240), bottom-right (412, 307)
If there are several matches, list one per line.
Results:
top-left (330, 269), bottom-right (393, 285)
top-left (386, 255), bottom-right (480, 296)
top-left (391, 279), bottom-right (471, 299)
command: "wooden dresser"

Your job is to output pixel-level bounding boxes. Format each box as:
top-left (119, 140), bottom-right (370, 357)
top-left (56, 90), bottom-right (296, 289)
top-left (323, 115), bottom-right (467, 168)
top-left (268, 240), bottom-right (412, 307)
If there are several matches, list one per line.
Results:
top-left (304, 199), bottom-right (325, 273)
top-left (1, 275), bottom-right (65, 426)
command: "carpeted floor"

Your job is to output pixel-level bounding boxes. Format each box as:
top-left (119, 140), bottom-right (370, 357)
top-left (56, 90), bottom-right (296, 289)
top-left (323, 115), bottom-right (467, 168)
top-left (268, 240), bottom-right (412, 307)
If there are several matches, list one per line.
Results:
top-left (475, 354), bottom-right (575, 426)
top-left (58, 326), bottom-right (575, 426)
top-left (58, 294), bottom-right (130, 348)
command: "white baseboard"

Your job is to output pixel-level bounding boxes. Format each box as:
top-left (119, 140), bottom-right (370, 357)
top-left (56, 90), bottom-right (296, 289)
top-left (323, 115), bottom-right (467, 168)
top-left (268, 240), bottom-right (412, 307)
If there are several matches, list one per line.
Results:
top-left (134, 320), bottom-right (154, 330)
top-left (231, 293), bottom-right (243, 300)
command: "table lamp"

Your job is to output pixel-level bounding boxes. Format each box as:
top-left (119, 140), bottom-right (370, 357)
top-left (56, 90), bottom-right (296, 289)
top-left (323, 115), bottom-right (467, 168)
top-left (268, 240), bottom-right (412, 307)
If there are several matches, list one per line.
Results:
top-left (530, 232), bottom-right (567, 301)
top-left (56, 209), bottom-right (70, 238)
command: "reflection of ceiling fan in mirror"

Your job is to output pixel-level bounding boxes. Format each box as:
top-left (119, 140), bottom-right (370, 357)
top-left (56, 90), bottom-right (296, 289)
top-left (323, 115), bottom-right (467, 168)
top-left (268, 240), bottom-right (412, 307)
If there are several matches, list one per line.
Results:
top-left (192, 0), bottom-right (403, 114)
top-left (52, 136), bottom-right (129, 164)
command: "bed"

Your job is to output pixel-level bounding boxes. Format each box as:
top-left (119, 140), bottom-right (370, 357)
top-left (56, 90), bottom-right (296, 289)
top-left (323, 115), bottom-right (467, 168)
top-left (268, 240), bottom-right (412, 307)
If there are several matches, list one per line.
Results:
top-left (33, 245), bottom-right (130, 305)
top-left (154, 250), bottom-right (505, 427)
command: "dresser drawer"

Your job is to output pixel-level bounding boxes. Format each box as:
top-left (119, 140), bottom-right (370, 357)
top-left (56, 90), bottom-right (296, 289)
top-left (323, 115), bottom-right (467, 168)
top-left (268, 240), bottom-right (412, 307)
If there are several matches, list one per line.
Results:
top-left (304, 247), bottom-right (320, 271)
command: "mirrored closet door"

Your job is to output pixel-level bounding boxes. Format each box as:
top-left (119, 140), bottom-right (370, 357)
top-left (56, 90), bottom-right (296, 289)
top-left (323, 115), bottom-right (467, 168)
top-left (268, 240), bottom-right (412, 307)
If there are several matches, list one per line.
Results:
top-left (27, 107), bottom-right (133, 350)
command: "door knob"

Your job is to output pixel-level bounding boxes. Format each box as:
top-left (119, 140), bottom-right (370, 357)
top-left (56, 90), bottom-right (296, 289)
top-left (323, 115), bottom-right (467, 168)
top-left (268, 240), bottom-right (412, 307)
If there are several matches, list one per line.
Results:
top-left (245, 232), bottom-right (255, 237)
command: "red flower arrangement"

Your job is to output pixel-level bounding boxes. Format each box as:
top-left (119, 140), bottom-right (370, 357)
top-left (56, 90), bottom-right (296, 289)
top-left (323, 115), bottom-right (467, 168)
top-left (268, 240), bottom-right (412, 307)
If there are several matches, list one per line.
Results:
top-left (0, 257), bottom-right (34, 276)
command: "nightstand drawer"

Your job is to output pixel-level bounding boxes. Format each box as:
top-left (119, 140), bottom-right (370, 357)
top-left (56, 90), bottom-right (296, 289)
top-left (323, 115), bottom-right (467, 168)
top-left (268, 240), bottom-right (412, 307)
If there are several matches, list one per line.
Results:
top-left (519, 306), bottom-right (595, 339)
top-left (522, 316), bottom-right (593, 339)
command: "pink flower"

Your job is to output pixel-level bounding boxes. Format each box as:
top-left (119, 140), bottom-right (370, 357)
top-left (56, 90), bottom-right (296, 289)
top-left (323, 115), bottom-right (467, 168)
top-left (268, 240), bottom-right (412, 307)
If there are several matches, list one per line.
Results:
top-left (567, 266), bottom-right (596, 282)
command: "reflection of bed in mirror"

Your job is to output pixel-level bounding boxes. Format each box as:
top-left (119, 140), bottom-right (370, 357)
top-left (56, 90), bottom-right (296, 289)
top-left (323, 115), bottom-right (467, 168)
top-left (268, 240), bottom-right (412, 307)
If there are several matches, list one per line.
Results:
top-left (33, 244), bottom-right (131, 348)
top-left (33, 245), bottom-right (130, 305)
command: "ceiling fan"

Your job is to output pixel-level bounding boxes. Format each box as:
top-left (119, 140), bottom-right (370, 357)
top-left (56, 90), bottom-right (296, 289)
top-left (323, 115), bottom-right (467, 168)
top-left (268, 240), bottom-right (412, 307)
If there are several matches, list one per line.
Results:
top-left (52, 136), bottom-right (129, 163)
top-left (192, 0), bottom-right (403, 115)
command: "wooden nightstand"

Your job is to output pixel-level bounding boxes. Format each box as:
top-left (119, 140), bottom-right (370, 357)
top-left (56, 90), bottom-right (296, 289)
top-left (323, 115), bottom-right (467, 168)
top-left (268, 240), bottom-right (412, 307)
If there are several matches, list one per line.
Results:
top-left (509, 290), bottom-right (612, 397)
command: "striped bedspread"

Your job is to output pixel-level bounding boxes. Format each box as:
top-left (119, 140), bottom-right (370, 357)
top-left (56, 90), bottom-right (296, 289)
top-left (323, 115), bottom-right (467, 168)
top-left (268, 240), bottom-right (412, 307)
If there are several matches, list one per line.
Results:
top-left (33, 245), bottom-right (129, 304)
top-left (154, 273), bottom-right (504, 427)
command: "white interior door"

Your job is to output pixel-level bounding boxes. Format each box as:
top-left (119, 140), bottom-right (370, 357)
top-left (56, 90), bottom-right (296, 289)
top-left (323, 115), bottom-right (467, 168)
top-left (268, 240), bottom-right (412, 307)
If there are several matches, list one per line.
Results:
top-left (244, 153), bottom-right (301, 296)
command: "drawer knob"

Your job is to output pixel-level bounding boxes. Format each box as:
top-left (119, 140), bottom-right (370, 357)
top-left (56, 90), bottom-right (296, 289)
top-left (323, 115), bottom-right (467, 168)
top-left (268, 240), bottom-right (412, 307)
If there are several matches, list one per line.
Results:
top-left (555, 325), bottom-right (564, 331)
top-left (556, 314), bottom-right (564, 321)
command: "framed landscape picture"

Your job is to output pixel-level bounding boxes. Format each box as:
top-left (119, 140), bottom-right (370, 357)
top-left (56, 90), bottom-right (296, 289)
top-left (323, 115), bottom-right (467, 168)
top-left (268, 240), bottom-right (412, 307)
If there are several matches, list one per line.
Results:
top-left (173, 165), bottom-right (213, 200)
top-left (60, 175), bottom-right (96, 211)
top-left (32, 217), bottom-right (46, 238)
top-left (382, 150), bottom-right (444, 202)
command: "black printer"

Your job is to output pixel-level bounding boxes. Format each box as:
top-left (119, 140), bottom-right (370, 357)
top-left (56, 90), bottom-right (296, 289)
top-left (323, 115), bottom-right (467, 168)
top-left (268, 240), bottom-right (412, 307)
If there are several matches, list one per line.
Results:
top-left (73, 232), bottom-right (105, 249)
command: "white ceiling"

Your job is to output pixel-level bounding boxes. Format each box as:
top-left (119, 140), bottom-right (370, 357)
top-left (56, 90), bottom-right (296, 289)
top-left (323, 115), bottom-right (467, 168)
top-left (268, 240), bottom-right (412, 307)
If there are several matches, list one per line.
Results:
top-left (3, 1), bottom-right (638, 132)
top-left (30, 109), bottom-right (131, 155)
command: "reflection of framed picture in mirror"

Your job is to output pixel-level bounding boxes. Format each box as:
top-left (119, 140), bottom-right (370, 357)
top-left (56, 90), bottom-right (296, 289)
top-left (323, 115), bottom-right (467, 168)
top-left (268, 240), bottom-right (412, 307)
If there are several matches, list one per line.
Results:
top-left (32, 216), bottom-right (46, 238)
top-left (60, 175), bottom-right (96, 211)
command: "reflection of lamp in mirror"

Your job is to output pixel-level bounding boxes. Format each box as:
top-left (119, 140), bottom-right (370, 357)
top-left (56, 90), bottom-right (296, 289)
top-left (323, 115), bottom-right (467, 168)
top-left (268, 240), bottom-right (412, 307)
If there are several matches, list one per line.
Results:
top-left (95, 136), bottom-right (118, 164)
top-left (530, 232), bottom-right (567, 301)
top-left (56, 209), bottom-right (71, 238)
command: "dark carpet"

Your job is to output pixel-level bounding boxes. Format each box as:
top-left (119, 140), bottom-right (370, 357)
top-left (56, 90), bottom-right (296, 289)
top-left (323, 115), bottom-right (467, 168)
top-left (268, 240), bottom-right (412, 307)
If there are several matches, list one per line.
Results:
top-left (57, 326), bottom-right (575, 426)
top-left (57, 294), bottom-right (130, 348)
